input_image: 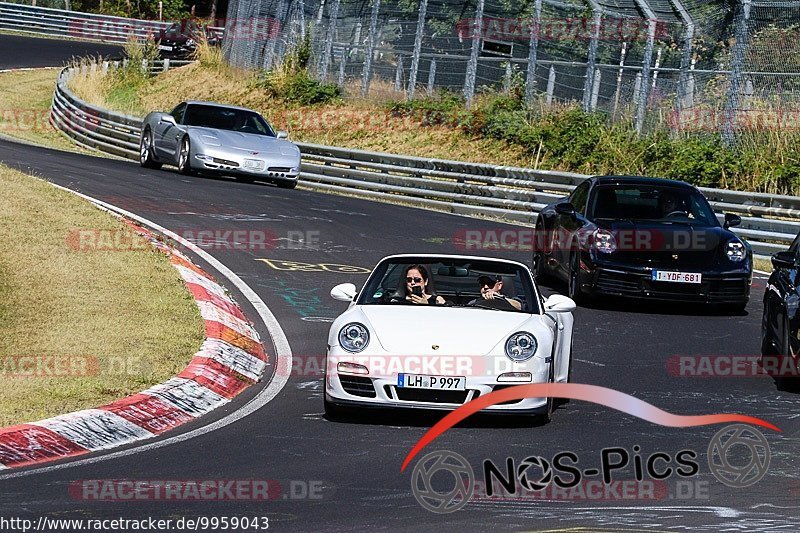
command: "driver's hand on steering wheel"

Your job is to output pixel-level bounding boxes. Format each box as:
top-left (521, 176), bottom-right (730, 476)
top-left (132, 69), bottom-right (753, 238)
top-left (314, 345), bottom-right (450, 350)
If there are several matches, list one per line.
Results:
top-left (482, 289), bottom-right (502, 300)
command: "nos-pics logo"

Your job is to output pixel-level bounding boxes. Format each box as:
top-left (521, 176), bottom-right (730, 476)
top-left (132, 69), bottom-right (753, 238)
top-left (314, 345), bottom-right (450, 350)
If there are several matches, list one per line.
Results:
top-left (410, 424), bottom-right (771, 514)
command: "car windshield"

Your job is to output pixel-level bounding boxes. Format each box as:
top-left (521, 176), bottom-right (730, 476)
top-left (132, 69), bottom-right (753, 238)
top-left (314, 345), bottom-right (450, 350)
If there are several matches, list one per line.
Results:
top-left (164, 21), bottom-right (200, 38)
top-left (357, 257), bottom-right (540, 314)
top-left (589, 184), bottom-right (719, 227)
top-left (182, 104), bottom-right (276, 136)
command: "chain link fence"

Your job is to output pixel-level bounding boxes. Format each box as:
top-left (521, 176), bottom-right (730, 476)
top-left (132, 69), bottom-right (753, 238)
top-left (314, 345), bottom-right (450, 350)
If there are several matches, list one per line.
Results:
top-left (219, 0), bottom-right (800, 141)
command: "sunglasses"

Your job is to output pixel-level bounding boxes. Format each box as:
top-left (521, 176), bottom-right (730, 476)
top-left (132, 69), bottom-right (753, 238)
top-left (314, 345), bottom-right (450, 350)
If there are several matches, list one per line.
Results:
top-left (478, 278), bottom-right (499, 288)
top-left (406, 277), bottom-right (424, 283)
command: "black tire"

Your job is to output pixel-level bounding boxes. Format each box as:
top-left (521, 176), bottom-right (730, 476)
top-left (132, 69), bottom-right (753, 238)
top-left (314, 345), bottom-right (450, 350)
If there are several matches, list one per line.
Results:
top-left (532, 220), bottom-right (551, 282)
top-left (555, 338), bottom-right (573, 406)
top-left (537, 363), bottom-right (555, 424)
top-left (139, 128), bottom-right (162, 169)
top-left (773, 312), bottom-right (800, 392)
top-left (277, 179), bottom-right (298, 190)
top-left (177, 136), bottom-right (194, 176)
top-left (567, 252), bottom-right (588, 306)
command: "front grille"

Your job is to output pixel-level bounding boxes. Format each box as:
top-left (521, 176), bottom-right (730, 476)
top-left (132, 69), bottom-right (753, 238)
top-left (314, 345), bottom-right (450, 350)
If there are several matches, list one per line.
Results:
top-left (709, 279), bottom-right (749, 299)
top-left (339, 375), bottom-right (376, 398)
top-left (492, 385), bottom-right (525, 405)
top-left (389, 386), bottom-right (470, 404)
top-left (212, 157), bottom-right (239, 167)
top-left (268, 167), bottom-right (292, 173)
top-left (647, 280), bottom-right (703, 295)
top-left (595, 271), bottom-right (640, 294)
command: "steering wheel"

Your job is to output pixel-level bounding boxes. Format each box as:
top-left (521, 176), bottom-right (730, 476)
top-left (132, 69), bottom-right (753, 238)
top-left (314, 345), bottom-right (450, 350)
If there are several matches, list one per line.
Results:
top-left (467, 296), bottom-right (517, 311)
top-left (665, 210), bottom-right (686, 218)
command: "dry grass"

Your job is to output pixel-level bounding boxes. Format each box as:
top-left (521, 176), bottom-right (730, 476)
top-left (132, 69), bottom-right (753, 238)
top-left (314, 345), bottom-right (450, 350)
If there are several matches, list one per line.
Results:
top-left (0, 68), bottom-right (100, 153)
top-left (0, 164), bottom-right (204, 426)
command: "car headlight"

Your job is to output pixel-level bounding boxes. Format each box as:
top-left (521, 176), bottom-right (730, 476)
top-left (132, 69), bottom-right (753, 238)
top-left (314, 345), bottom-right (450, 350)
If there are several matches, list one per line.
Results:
top-left (186, 38), bottom-right (195, 47)
top-left (726, 239), bottom-right (746, 262)
top-left (593, 229), bottom-right (617, 254)
top-left (505, 332), bottom-right (537, 362)
top-left (338, 323), bottom-right (369, 353)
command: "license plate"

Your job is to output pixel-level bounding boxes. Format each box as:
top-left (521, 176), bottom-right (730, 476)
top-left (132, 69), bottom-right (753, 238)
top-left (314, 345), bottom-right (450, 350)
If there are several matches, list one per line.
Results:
top-left (244, 159), bottom-right (264, 170)
top-left (158, 45), bottom-right (173, 51)
top-left (652, 270), bottom-right (702, 284)
top-left (398, 374), bottom-right (466, 391)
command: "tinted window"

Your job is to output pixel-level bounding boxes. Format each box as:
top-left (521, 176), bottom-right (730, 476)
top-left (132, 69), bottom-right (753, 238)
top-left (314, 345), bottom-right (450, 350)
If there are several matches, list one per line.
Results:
top-left (170, 102), bottom-right (187, 123)
top-left (589, 184), bottom-right (719, 227)
top-left (182, 105), bottom-right (276, 136)
top-left (570, 182), bottom-right (590, 215)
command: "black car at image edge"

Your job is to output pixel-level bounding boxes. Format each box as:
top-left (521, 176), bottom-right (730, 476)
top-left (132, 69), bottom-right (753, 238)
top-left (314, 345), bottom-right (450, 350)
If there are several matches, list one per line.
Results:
top-left (533, 175), bottom-right (752, 311)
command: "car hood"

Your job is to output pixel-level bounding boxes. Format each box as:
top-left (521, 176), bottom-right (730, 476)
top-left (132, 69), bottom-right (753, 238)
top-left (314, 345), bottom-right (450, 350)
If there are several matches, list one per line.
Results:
top-left (190, 127), bottom-right (299, 156)
top-left (348, 306), bottom-right (540, 355)
top-left (592, 219), bottom-right (742, 267)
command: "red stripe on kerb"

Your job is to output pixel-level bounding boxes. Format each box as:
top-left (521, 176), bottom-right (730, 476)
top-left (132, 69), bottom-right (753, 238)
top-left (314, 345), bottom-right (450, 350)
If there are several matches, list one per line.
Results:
top-left (186, 283), bottom-right (247, 321)
top-left (169, 255), bottom-right (218, 281)
top-left (0, 424), bottom-right (88, 467)
top-left (102, 394), bottom-right (194, 435)
top-left (205, 322), bottom-right (266, 360)
top-left (179, 357), bottom-right (253, 398)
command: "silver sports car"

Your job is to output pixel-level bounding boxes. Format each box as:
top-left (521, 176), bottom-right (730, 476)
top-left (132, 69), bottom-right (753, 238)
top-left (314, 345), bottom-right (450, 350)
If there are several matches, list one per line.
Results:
top-left (139, 101), bottom-right (301, 189)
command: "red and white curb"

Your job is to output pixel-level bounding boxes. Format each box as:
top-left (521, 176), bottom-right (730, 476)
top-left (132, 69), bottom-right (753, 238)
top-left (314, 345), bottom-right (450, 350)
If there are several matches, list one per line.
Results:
top-left (0, 219), bottom-right (268, 470)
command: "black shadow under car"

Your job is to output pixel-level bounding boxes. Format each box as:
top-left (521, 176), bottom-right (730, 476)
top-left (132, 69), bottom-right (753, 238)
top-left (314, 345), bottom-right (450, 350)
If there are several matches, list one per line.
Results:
top-left (533, 175), bottom-right (752, 311)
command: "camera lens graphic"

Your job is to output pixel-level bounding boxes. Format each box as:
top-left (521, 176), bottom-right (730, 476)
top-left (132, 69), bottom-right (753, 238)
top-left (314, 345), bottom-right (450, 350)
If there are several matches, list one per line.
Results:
top-left (517, 456), bottom-right (553, 491)
top-left (707, 424), bottom-right (770, 488)
top-left (411, 450), bottom-right (474, 514)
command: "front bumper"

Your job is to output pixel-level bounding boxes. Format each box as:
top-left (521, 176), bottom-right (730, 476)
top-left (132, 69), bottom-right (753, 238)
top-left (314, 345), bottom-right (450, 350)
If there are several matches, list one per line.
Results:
top-left (193, 152), bottom-right (299, 182)
top-left (577, 257), bottom-right (751, 304)
top-left (325, 359), bottom-right (551, 414)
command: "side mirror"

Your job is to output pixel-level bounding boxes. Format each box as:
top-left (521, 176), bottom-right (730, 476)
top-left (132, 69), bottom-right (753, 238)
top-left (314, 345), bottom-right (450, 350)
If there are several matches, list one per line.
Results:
top-left (724, 213), bottom-right (741, 229)
top-left (331, 283), bottom-right (357, 302)
top-left (555, 202), bottom-right (576, 217)
top-left (544, 294), bottom-right (576, 313)
top-left (276, 130), bottom-right (289, 139)
top-left (159, 114), bottom-right (177, 125)
top-left (772, 251), bottom-right (796, 270)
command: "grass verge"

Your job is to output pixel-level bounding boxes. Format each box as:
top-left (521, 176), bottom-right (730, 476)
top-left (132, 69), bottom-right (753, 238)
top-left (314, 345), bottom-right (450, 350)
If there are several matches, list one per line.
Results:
top-left (0, 164), bottom-right (204, 426)
top-left (0, 68), bottom-right (107, 155)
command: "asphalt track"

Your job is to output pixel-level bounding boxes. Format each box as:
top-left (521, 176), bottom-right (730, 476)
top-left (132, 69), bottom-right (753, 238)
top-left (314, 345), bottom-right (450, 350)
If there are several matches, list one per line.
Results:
top-left (0, 33), bottom-right (798, 532)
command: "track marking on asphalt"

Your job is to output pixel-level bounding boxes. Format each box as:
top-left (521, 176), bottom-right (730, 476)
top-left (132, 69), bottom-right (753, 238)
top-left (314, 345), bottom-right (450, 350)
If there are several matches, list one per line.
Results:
top-left (575, 358), bottom-right (605, 367)
top-left (0, 184), bottom-right (292, 480)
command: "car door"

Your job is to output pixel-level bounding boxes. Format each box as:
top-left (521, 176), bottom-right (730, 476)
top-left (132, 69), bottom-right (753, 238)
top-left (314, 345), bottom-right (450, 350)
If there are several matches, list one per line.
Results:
top-left (154, 102), bottom-right (186, 160)
top-left (553, 181), bottom-right (591, 278)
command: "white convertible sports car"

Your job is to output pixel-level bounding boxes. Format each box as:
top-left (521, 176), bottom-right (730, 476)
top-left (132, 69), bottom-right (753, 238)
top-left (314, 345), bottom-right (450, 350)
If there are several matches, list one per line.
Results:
top-left (324, 254), bottom-right (576, 421)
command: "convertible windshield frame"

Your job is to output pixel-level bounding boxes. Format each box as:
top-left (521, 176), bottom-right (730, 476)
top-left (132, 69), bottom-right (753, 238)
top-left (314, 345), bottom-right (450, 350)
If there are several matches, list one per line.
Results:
top-left (356, 257), bottom-right (542, 314)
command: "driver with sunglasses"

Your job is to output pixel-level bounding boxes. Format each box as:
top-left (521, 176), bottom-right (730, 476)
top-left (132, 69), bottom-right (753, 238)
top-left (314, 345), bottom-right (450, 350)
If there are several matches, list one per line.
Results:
top-left (469, 275), bottom-right (522, 310)
top-left (392, 264), bottom-right (446, 305)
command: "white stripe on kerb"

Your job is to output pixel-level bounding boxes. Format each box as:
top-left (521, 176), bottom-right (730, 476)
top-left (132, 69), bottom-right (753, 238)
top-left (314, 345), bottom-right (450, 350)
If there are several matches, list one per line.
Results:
top-left (32, 409), bottom-right (154, 451)
top-left (143, 378), bottom-right (228, 417)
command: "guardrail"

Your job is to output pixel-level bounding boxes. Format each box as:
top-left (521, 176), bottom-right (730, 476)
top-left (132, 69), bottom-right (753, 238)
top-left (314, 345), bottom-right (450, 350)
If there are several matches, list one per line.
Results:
top-left (50, 65), bottom-right (798, 259)
top-left (0, 2), bottom-right (170, 42)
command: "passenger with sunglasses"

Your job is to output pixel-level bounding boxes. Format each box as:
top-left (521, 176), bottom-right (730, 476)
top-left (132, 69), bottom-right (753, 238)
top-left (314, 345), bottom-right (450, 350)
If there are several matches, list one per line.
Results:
top-left (468, 275), bottom-right (522, 310)
top-left (392, 264), bottom-right (446, 305)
